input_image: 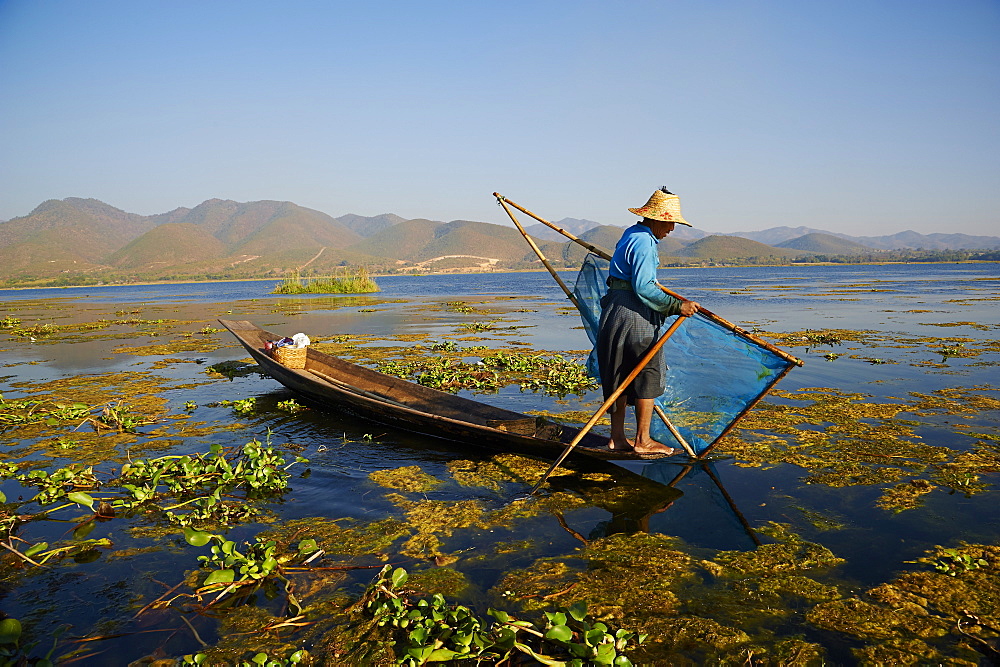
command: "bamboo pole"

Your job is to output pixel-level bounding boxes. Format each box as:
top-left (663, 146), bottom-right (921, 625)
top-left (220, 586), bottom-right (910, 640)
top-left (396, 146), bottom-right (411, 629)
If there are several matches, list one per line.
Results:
top-left (495, 193), bottom-right (611, 261)
top-left (653, 404), bottom-right (697, 457)
top-left (528, 314), bottom-right (689, 495)
top-left (493, 193), bottom-right (803, 367)
top-left (653, 284), bottom-right (802, 367)
top-left (496, 196), bottom-right (579, 308)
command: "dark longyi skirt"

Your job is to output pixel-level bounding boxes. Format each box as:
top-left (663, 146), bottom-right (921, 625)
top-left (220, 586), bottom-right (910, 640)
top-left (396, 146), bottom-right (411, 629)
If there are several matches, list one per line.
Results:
top-left (596, 288), bottom-right (667, 404)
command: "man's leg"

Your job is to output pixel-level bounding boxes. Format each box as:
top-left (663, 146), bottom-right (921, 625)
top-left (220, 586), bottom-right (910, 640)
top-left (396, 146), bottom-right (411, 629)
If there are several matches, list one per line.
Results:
top-left (632, 398), bottom-right (676, 454)
top-left (607, 395), bottom-right (632, 450)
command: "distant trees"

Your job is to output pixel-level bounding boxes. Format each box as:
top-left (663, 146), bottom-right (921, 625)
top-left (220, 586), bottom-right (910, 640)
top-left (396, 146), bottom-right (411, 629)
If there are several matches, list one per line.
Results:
top-left (1, 248), bottom-right (997, 289)
top-left (791, 249), bottom-right (994, 264)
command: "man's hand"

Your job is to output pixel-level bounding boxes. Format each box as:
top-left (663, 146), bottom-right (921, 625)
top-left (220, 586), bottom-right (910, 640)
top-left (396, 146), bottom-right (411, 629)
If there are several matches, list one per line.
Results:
top-left (680, 300), bottom-right (700, 317)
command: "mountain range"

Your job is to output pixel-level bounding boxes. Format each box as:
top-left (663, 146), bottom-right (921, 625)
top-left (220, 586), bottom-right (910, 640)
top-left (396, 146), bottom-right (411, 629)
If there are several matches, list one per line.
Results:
top-left (1, 197), bottom-right (997, 286)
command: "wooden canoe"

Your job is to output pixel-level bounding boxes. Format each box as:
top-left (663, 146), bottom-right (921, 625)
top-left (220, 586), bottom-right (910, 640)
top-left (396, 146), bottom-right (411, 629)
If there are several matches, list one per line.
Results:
top-left (219, 319), bottom-right (658, 465)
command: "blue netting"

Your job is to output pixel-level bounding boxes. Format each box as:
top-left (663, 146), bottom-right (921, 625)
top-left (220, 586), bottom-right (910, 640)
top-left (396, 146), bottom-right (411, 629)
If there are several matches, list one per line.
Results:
top-left (572, 254), bottom-right (794, 454)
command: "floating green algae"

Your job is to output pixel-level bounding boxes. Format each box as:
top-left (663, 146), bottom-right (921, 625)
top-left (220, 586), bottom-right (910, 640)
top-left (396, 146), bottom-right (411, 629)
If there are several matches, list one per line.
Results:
top-left (0, 361), bottom-right (266, 466)
top-left (791, 506), bottom-right (847, 532)
top-left (6, 372), bottom-right (171, 412)
top-left (315, 335), bottom-right (597, 396)
top-left (526, 407), bottom-right (610, 427)
top-left (446, 453), bottom-right (554, 491)
top-left (482, 523), bottom-right (859, 662)
top-left (260, 517), bottom-right (409, 558)
top-left (495, 532), bottom-right (696, 616)
top-left (0, 373), bottom-right (194, 464)
top-left (406, 566), bottom-right (470, 597)
top-left (203, 360), bottom-right (263, 379)
top-left (363, 453), bottom-right (680, 563)
top-left (876, 479), bottom-right (937, 513)
top-left (113, 335), bottom-right (233, 356)
top-left (387, 494), bottom-right (486, 558)
top-left (709, 522), bottom-right (845, 575)
top-left (803, 542), bottom-right (1000, 663)
top-left (720, 384), bottom-right (1000, 508)
top-left (368, 465), bottom-right (443, 493)
top-left (179, 606), bottom-right (306, 666)
top-left (467, 538), bottom-right (537, 564)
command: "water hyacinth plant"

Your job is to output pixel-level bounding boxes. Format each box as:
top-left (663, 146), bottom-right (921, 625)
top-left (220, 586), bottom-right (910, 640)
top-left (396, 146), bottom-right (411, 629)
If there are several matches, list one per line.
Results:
top-left (347, 565), bottom-right (647, 666)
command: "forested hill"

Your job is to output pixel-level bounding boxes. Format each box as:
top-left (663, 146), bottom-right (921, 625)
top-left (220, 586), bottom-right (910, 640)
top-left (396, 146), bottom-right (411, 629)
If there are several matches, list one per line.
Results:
top-left (1, 197), bottom-right (997, 287)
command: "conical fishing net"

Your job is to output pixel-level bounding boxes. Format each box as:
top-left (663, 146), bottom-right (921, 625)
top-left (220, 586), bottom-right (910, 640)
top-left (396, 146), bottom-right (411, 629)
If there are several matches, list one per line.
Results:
top-left (573, 254), bottom-right (795, 455)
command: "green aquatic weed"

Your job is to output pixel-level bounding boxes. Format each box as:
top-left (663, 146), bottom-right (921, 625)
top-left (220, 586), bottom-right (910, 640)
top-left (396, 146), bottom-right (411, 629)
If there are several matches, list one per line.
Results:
top-left (17, 463), bottom-right (99, 505)
top-left (182, 649), bottom-right (309, 666)
top-left (185, 529), bottom-right (322, 613)
top-left (98, 400), bottom-right (156, 432)
top-left (205, 360), bottom-right (262, 380)
top-left (276, 398), bottom-right (305, 413)
top-left (352, 566), bottom-right (647, 666)
top-left (459, 320), bottom-right (499, 332)
top-left (211, 397), bottom-right (257, 415)
top-left (932, 548), bottom-right (988, 577)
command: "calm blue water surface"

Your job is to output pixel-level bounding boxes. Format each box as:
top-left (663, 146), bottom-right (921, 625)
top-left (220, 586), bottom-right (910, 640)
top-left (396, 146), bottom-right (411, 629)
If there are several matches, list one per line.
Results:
top-left (3, 262), bottom-right (997, 305)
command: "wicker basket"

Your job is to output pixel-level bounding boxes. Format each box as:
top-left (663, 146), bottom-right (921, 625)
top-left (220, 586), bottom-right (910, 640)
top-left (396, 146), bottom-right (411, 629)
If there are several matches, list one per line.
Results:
top-left (272, 345), bottom-right (307, 369)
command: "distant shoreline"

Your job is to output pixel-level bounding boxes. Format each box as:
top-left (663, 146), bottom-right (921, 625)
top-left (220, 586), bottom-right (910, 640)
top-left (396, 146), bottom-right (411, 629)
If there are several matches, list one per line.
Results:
top-left (1, 259), bottom-right (997, 292)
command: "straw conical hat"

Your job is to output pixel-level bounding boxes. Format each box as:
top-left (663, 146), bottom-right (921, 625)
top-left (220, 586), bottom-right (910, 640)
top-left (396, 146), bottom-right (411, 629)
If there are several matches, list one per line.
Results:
top-left (628, 187), bottom-right (692, 226)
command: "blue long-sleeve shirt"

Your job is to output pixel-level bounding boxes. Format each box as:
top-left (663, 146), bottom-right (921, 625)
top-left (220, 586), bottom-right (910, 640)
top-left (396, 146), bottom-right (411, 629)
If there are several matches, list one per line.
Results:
top-left (607, 224), bottom-right (682, 316)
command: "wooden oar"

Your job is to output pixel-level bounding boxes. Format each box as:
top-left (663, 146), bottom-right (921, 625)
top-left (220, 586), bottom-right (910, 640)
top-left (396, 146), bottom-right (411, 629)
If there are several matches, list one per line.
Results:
top-left (528, 314), bottom-right (689, 495)
top-left (493, 193), bottom-right (803, 367)
top-left (496, 196), bottom-right (579, 308)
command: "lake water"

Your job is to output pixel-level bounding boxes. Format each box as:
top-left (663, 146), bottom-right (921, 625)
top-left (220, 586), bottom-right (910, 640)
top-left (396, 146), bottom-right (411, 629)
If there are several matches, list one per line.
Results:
top-left (1, 263), bottom-right (998, 664)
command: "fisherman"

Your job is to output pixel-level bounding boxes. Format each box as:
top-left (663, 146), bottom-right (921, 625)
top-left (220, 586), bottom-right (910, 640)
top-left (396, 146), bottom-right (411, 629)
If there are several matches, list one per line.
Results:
top-left (598, 187), bottom-right (700, 455)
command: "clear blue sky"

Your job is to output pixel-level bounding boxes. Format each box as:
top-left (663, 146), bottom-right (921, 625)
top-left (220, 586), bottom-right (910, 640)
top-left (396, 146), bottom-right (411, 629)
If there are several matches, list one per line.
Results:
top-left (1, 0), bottom-right (997, 236)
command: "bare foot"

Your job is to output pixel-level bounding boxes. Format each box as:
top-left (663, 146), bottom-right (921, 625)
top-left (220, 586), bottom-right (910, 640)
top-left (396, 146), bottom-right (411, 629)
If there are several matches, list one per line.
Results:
top-left (632, 439), bottom-right (678, 456)
top-left (607, 437), bottom-right (634, 452)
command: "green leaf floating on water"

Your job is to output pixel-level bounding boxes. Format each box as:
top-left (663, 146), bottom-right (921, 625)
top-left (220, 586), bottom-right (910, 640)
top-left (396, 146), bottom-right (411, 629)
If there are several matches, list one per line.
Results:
top-left (595, 643), bottom-right (617, 663)
top-left (67, 491), bottom-right (95, 509)
top-left (204, 569), bottom-right (235, 585)
top-left (391, 567), bottom-right (408, 588)
top-left (24, 542), bottom-right (48, 558)
top-left (183, 527), bottom-right (212, 547)
top-left (544, 624), bottom-right (573, 642)
top-left (426, 648), bottom-right (459, 661)
top-left (0, 617), bottom-right (22, 645)
top-left (73, 521), bottom-right (96, 540)
top-left (567, 601), bottom-right (588, 622)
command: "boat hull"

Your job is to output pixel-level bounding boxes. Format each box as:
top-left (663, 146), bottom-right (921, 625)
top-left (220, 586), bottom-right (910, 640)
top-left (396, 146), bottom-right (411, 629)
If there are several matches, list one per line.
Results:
top-left (219, 319), bottom-right (648, 464)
